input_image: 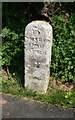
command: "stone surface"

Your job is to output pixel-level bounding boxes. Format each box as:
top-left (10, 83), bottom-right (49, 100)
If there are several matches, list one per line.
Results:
top-left (24, 21), bottom-right (52, 93)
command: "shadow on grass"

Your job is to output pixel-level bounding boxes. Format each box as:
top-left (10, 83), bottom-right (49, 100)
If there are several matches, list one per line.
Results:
top-left (8, 49), bottom-right (24, 87)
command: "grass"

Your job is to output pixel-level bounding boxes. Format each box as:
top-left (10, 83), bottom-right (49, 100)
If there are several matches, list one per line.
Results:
top-left (2, 70), bottom-right (75, 109)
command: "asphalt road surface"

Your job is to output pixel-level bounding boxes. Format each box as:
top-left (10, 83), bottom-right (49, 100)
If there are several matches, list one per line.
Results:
top-left (2, 94), bottom-right (74, 119)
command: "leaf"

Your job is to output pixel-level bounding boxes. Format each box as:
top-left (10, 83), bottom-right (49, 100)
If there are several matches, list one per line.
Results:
top-left (65, 95), bottom-right (68, 99)
top-left (13, 73), bottom-right (15, 76)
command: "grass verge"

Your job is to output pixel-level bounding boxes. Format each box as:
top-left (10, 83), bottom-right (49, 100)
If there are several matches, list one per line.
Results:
top-left (2, 71), bottom-right (75, 109)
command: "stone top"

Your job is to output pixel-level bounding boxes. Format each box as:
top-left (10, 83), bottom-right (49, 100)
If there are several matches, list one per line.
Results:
top-left (25, 20), bottom-right (52, 29)
top-left (25, 20), bottom-right (52, 46)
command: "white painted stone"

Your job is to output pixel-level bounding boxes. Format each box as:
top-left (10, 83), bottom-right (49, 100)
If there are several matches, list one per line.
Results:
top-left (24, 21), bottom-right (52, 94)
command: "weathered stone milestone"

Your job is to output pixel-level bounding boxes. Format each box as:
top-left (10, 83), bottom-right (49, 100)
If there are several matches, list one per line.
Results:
top-left (24, 21), bottom-right (52, 93)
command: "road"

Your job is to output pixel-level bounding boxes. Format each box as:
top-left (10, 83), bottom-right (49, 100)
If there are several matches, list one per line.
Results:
top-left (1, 94), bottom-right (74, 119)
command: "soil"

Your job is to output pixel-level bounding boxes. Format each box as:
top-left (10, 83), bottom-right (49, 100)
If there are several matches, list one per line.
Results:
top-left (48, 77), bottom-right (73, 92)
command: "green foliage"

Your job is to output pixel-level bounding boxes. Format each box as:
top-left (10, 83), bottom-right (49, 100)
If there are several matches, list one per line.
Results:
top-left (1, 27), bottom-right (24, 66)
top-left (8, 73), bottom-right (12, 79)
top-left (50, 12), bottom-right (75, 82)
top-left (13, 73), bottom-right (15, 76)
top-left (65, 91), bottom-right (75, 106)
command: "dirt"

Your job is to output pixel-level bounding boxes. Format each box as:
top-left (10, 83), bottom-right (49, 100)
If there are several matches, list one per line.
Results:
top-left (1, 69), bottom-right (15, 81)
top-left (48, 77), bottom-right (73, 92)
